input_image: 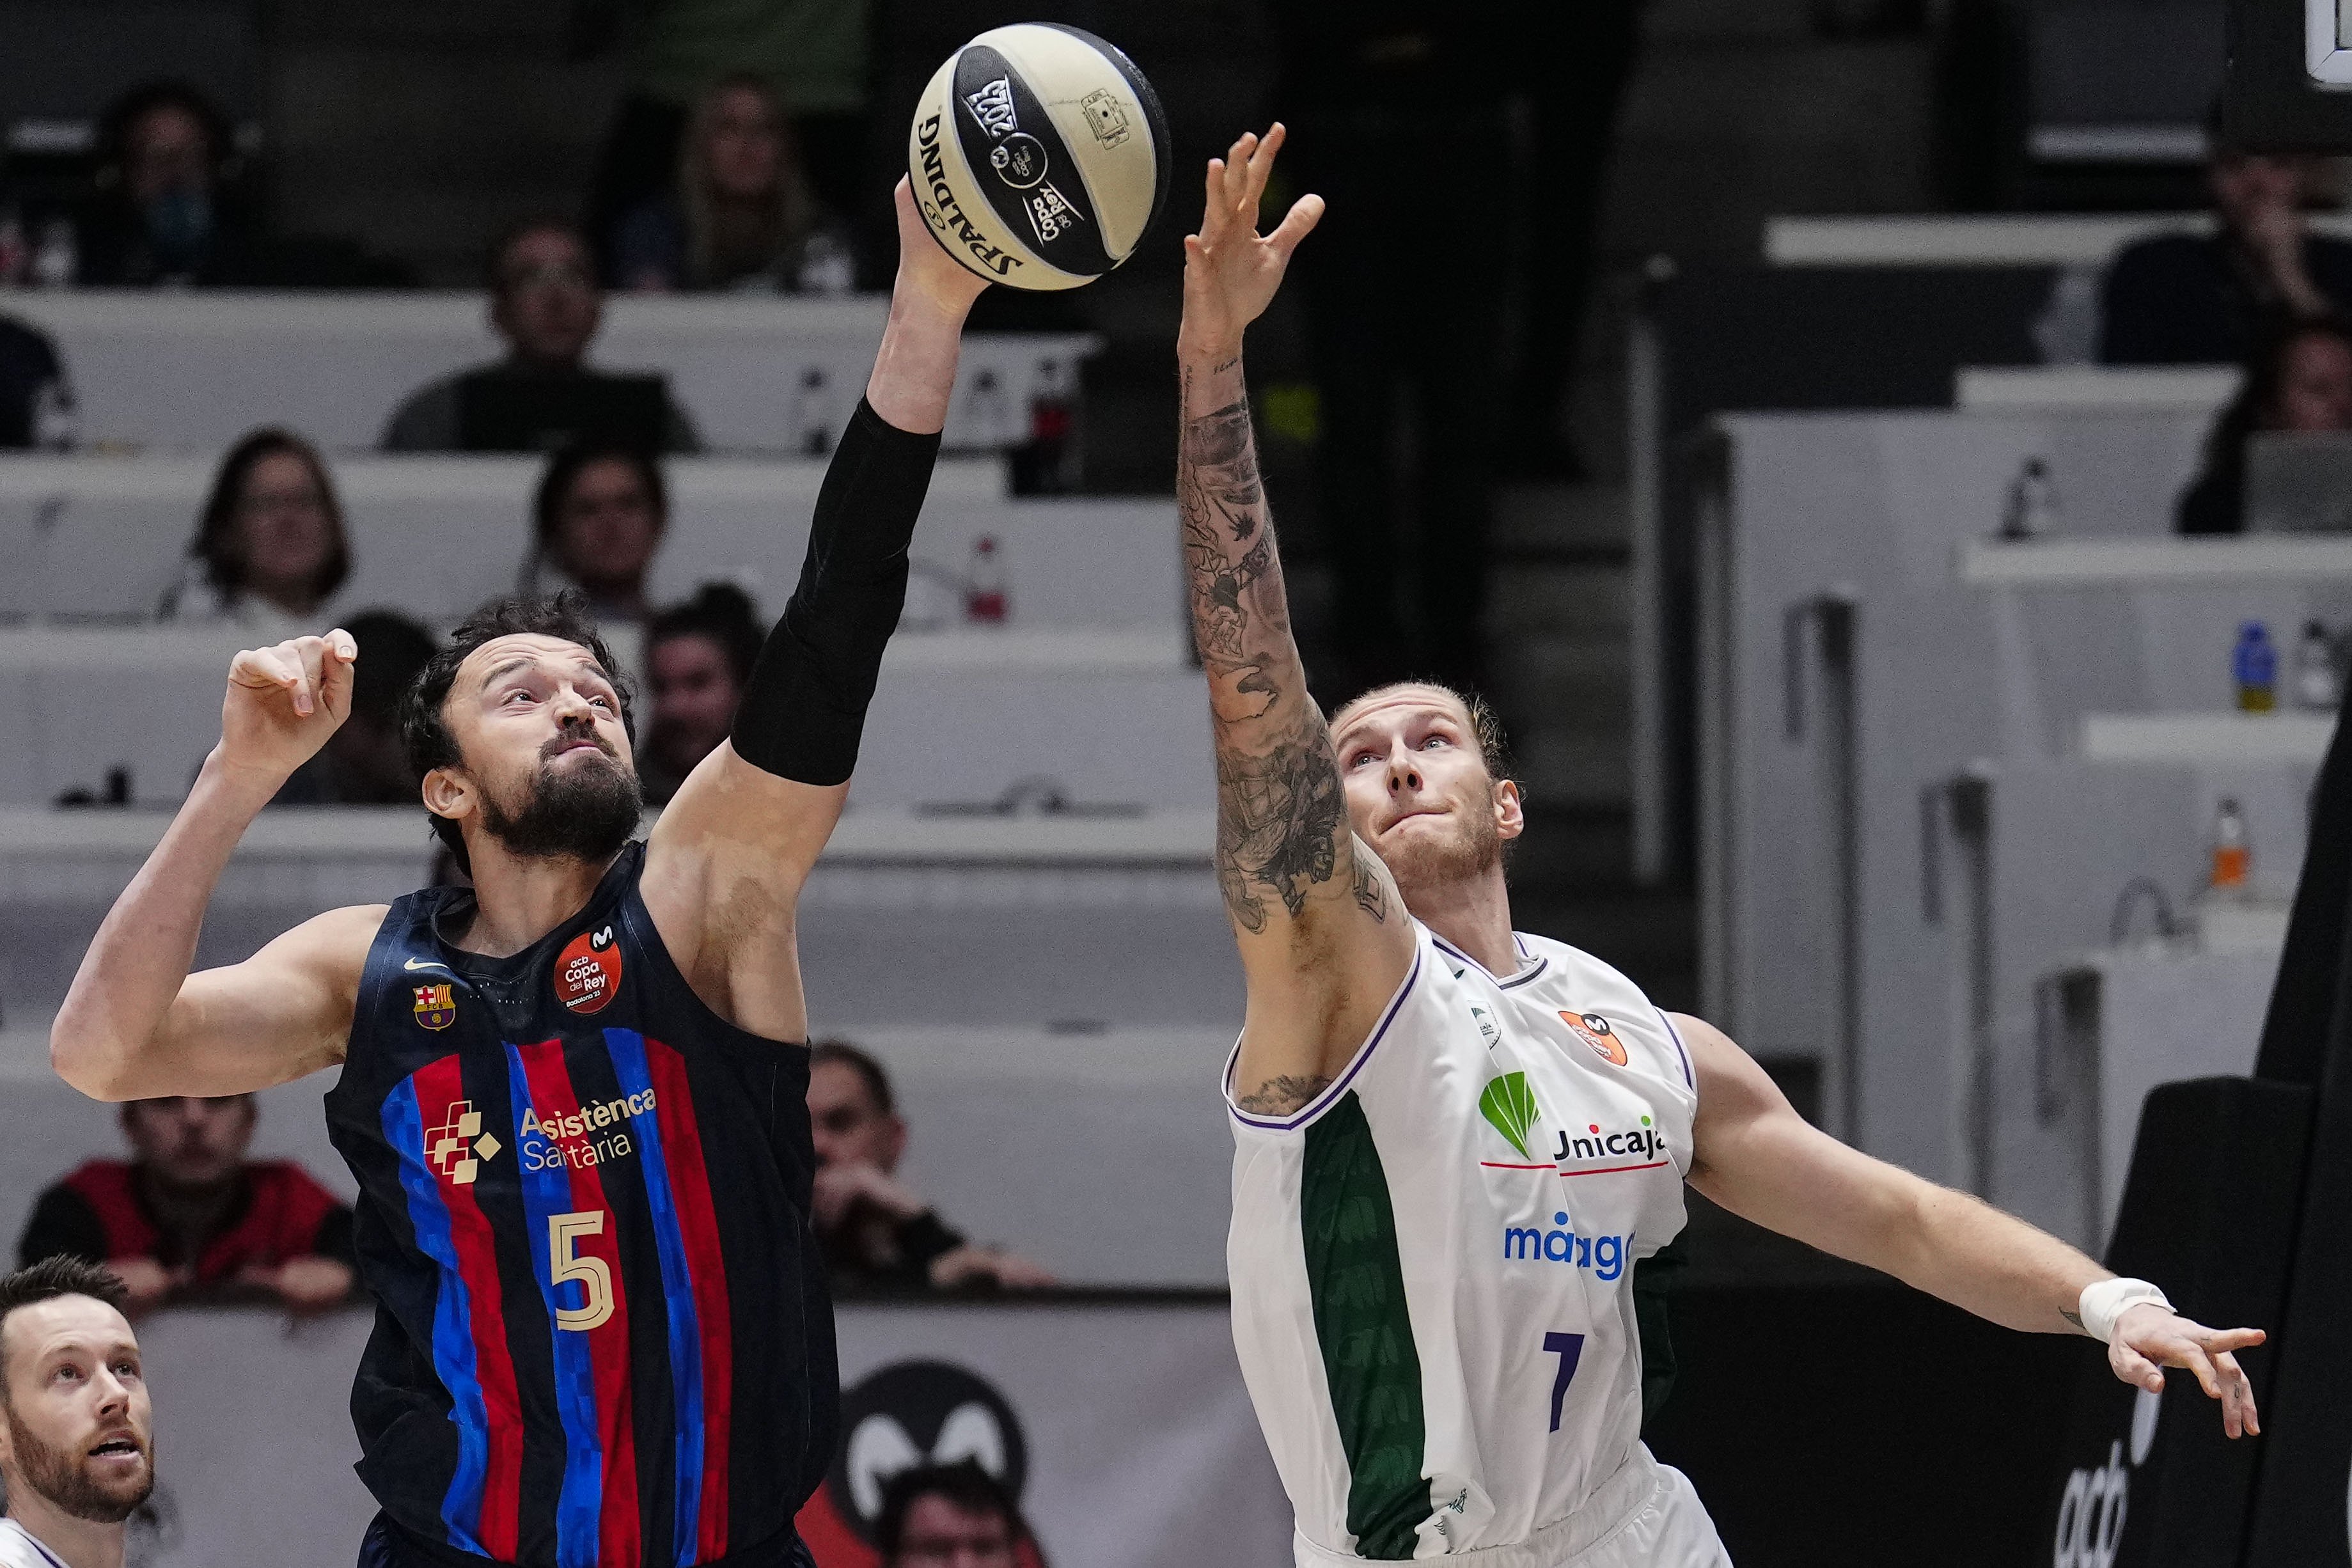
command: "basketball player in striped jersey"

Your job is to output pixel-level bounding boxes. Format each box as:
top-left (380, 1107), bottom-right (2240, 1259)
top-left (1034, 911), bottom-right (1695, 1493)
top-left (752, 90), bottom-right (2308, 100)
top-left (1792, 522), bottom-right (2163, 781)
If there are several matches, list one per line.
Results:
top-left (48, 180), bottom-right (991, 1568)
top-left (1179, 125), bottom-right (2265, 1566)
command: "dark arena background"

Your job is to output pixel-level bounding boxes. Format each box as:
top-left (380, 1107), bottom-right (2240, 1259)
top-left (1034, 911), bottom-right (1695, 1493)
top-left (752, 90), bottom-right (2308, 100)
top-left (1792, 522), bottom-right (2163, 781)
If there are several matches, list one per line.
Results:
top-left (0, 0), bottom-right (2350, 1564)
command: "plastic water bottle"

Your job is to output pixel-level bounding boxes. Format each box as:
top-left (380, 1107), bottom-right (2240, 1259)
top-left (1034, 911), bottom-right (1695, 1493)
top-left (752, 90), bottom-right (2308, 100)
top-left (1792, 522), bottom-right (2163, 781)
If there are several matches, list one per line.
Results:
top-left (2234, 622), bottom-right (2278, 712)
top-left (2209, 797), bottom-right (2252, 901)
top-left (31, 217), bottom-right (75, 289)
top-left (2000, 457), bottom-right (2060, 540)
top-left (1012, 357), bottom-right (1077, 496)
top-left (963, 368), bottom-right (1010, 450)
top-left (791, 367), bottom-right (833, 456)
top-left (2294, 620), bottom-right (2341, 710)
top-left (964, 535), bottom-right (1008, 625)
top-left (31, 378), bottom-right (75, 450)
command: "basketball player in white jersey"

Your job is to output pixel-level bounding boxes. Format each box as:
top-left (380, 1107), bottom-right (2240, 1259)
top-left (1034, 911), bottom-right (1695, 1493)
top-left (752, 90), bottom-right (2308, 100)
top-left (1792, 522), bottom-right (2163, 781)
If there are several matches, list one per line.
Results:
top-left (1177, 126), bottom-right (2266, 1566)
top-left (0, 1260), bottom-right (154, 1568)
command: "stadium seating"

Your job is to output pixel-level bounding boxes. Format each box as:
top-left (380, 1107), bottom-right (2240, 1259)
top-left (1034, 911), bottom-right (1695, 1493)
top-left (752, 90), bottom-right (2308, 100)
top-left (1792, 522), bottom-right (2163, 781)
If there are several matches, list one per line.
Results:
top-left (0, 291), bottom-right (1098, 452)
top-left (0, 453), bottom-right (1177, 627)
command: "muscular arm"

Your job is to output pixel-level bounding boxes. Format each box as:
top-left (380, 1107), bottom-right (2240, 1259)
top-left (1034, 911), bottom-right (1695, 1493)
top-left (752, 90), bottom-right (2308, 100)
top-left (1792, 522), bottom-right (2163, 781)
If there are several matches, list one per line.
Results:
top-left (1179, 129), bottom-right (1412, 1114)
top-left (642, 179), bottom-right (985, 1039)
top-left (1680, 1013), bottom-right (2263, 1434)
top-left (53, 636), bottom-right (380, 1101)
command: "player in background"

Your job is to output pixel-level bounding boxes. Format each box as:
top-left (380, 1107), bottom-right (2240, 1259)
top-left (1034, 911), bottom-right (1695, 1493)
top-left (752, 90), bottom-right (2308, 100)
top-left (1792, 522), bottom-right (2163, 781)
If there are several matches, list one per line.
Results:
top-left (1177, 125), bottom-right (2264, 1565)
top-left (0, 1259), bottom-right (155, 1568)
top-left (48, 179), bottom-right (989, 1568)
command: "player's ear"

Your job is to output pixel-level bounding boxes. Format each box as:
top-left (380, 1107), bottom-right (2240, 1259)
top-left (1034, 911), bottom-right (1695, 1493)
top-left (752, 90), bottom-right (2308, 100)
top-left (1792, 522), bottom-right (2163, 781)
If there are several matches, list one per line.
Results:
top-left (1493, 778), bottom-right (1525, 842)
top-left (421, 766), bottom-right (474, 824)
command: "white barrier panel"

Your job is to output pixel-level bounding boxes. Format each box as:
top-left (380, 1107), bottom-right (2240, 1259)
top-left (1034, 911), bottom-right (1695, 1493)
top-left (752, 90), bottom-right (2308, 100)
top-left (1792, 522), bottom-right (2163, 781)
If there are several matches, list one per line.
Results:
top-left (0, 627), bottom-right (1211, 809)
top-left (0, 292), bottom-right (1098, 455)
top-left (0, 1019), bottom-right (1240, 1288)
top-left (113, 1298), bottom-right (1287, 1568)
top-left (0, 456), bottom-right (1177, 632)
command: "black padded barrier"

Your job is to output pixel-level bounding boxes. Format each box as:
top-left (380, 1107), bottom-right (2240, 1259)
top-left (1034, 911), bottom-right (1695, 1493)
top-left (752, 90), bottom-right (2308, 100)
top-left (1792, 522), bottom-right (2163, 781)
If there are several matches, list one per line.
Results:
top-left (2041, 1078), bottom-right (2313, 1568)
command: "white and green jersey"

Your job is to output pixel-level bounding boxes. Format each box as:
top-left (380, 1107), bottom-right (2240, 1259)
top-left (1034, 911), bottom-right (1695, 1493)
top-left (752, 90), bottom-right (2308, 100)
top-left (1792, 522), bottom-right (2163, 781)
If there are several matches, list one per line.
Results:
top-left (1225, 921), bottom-right (1702, 1560)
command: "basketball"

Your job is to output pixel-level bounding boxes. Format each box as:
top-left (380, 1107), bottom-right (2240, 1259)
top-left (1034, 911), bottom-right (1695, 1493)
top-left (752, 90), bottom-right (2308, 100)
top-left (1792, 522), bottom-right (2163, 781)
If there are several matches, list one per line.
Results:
top-left (907, 24), bottom-right (1171, 291)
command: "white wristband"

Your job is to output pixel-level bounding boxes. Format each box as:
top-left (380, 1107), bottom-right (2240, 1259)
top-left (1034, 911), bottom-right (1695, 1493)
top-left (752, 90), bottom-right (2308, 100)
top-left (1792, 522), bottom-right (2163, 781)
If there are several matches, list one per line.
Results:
top-left (2078, 1278), bottom-right (2172, 1344)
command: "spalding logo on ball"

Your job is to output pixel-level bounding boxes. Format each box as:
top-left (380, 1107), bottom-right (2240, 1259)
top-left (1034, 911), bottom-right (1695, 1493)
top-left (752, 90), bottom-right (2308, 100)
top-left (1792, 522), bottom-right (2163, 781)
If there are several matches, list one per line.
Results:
top-left (909, 23), bottom-right (1171, 291)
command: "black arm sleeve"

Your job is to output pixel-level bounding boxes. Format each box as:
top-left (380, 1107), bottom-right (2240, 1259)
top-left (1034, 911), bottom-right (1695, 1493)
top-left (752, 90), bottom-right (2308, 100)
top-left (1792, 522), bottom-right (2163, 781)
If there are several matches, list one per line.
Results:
top-left (18, 1185), bottom-right (109, 1269)
top-left (730, 397), bottom-right (942, 785)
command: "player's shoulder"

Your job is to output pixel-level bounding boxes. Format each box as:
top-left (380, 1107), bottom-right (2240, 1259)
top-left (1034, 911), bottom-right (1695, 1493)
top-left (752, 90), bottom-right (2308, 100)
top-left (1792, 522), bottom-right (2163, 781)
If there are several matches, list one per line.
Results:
top-left (1510, 930), bottom-right (1654, 1003)
top-left (0, 1519), bottom-right (67, 1568)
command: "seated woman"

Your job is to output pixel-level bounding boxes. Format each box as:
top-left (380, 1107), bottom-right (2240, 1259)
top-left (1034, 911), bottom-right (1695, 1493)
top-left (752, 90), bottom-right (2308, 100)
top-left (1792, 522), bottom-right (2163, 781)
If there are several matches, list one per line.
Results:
top-left (609, 73), bottom-right (854, 294)
top-left (158, 427), bottom-right (352, 629)
top-left (2177, 315), bottom-right (2352, 535)
top-left (516, 437), bottom-right (668, 622)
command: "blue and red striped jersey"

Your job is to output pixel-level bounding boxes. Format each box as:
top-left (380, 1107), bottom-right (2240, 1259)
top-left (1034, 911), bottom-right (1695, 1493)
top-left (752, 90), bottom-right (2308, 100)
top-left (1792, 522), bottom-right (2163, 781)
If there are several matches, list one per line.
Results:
top-left (325, 842), bottom-right (835, 1567)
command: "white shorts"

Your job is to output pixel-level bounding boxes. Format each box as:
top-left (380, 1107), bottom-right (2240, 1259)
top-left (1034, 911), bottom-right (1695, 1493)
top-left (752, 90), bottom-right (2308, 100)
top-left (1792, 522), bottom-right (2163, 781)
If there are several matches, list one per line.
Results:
top-left (1290, 1445), bottom-right (1732, 1568)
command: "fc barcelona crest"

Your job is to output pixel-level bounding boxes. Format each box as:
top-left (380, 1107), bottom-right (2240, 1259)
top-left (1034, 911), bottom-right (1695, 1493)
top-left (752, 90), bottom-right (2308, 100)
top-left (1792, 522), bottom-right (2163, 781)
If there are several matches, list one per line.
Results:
top-left (413, 983), bottom-right (457, 1031)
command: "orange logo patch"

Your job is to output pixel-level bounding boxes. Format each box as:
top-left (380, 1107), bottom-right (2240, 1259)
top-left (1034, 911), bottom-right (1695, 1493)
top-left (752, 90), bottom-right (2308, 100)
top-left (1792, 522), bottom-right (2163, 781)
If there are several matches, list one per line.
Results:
top-left (1564, 1012), bottom-right (1627, 1067)
top-left (412, 983), bottom-right (457, 1031)
top-left (556, 925), bottom-right (622, 1014)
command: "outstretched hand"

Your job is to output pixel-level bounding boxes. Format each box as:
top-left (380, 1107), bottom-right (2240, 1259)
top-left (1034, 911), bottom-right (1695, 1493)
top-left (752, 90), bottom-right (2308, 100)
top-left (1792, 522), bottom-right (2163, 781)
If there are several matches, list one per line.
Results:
top-left (892, 176), bottom-right (990, 318)
top-left (2109, 1303), bottom-right (2266, 1438)
top-left (218, 631), bottom-right (357, 790)
top-left (1178, 125), bottom-right (1324, 365)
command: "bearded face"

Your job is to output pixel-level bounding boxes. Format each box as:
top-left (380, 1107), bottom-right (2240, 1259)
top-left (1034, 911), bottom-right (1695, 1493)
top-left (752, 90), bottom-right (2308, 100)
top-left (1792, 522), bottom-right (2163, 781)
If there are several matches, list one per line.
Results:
top-left (5, 1404), bottom-right (153, 1523)
top-left (477, 722), bottom-right (645, 865)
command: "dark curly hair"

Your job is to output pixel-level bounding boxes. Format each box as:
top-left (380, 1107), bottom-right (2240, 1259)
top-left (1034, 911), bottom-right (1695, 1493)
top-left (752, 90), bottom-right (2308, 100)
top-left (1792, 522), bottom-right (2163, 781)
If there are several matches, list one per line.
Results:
top-left (398, 592), bottom-right (636, 870)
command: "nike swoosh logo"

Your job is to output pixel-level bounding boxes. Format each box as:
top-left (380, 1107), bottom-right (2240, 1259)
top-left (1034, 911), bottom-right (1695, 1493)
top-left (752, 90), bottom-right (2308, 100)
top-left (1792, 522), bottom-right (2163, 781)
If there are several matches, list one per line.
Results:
top-left (404, 958), bottom-right (453, 973)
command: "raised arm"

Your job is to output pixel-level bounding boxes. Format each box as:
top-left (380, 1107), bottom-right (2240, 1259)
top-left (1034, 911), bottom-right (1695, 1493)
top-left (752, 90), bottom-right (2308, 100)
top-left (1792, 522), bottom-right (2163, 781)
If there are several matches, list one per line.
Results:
top-left (1179, 127), bottom-right (1415, 1113)
top-left (52, 633), bottom-right (382, 1101)
top-left (1678, 1012), bottom-right (2265, 1437)
top-left (641, 178), bottom-right (987, 1037)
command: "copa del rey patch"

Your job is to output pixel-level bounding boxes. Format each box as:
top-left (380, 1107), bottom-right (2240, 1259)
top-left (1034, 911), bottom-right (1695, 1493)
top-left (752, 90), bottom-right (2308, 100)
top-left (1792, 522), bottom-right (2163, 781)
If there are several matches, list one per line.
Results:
top-left (556, 925), bottom-right (622, 1014)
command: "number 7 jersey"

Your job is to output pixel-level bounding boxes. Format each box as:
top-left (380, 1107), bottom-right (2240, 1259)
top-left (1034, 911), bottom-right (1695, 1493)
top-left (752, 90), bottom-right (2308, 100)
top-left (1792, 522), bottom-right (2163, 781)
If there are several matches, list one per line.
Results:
top-left (1225, 921), bottom-right (1700, 1559)
top-left (325, 842), bottom-right (835, 1568)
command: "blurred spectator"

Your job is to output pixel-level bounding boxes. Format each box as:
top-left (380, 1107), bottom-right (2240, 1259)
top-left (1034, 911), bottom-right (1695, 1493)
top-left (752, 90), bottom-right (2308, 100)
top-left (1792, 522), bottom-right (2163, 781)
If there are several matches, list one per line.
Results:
top-left (519, 439), bottom-right (669, 622)
top-left (79, 80), bottom-right (260, 288)
top-left (274, 611), bottom-right (442, 805)
top-left (380, 221), bottom-right (700, 453)
top-left (1273, 8), bottom-right (1505, 694)
top-left (157, 427), bottom-right (351, 632)
top-left (17, 1095), bottom-right (355, 1317)
top-left (2176, 315), bottom-right (2352, 534)
top-left (2102, 130), bottom-right (2352, 365)
top-left (585, 0), bottom-right (875, 274)
top-left (611, 74), bottom-right (854, 294)
top-left (875, 1462), bottom-right (1031, 1568)
top-left (641, 583), bottom-right (763, 802)
top-left (0, 315), bottom-right (71, 450)
top-left (807, 1042), bottom-right (1054, 1293)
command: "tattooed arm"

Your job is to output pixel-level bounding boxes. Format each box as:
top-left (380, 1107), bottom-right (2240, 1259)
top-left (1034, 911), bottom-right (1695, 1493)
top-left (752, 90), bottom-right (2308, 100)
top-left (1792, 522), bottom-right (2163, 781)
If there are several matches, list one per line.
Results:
top-left (1179, 127), bottom-right (1416, 1117)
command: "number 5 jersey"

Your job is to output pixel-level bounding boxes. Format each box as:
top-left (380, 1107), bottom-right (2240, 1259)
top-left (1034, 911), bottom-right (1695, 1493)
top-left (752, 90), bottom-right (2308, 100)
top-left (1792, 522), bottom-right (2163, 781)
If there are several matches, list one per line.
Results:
top-left (1225, 921), bottom-right (1704, 1560)
top-left (326, 841), bottom-right (834, 1568)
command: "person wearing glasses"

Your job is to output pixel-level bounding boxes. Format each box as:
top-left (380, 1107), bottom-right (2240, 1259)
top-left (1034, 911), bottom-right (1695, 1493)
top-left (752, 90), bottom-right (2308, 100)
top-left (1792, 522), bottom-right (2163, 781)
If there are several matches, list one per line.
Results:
top-left (380, 220), bottom-right (701, 453)
top-left (158, 427), bottom-right (352, 633)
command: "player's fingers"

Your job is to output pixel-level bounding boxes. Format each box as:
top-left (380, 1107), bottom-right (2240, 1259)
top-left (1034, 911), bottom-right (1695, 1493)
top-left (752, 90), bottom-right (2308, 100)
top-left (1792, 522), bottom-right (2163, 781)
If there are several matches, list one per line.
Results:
top-left (1222, 132), bottom-right (1257, 212)
top-left (229, 645), bottom-right (303, 702)
top-left (1241, 122), bottom-right (1283, 209)
top-left (2167, 1337), bottom-right (2225, 1400)
top-left (2212, 1349), bottom-right (2257, 1437)
top-left (1266, 193), bottom-right (1326, 260)
top-left (2200, 1326), bottom-right (2266, 1354)
top-left (2109, 1340), bottom-right (2164, 1393)
top-left (1200, 158), bottom-right (1234, 244)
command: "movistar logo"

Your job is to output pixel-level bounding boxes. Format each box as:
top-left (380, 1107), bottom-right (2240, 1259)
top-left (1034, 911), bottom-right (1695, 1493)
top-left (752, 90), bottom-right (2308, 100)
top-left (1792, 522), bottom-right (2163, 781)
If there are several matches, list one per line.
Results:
top-left (1479, 1072), bottom-right (1539, 1158)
